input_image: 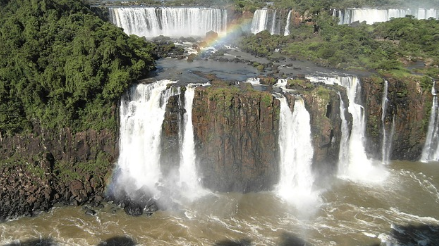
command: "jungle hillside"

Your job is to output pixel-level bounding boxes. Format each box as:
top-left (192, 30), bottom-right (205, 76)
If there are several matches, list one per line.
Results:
top-left (0, 0), bottom-right (156, 136)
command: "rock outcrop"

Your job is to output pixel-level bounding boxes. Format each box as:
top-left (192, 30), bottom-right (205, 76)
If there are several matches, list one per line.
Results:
top-left (192, 81), bottom-right (280, 192)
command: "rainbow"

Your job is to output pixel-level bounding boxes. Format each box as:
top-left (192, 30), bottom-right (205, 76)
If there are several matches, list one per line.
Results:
top-left (197, 18), bottom-right (254, 56)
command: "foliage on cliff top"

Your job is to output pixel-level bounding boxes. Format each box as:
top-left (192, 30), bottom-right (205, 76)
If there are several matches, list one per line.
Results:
top-left (0, 0), bottom-right (156, 135)
top-left (239, 13), bottom-right (439, 78)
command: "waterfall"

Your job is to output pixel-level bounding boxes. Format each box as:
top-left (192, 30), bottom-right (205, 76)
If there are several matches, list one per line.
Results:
top-left (270, 10), bottom-right (277, 35)
top-left (276, 96), bottom-right (320, 210)
top-left (420, 81), bottom-right (439, 162)
top-left (108, 7), bottom-right (228, 38)
top-left (336, 8), bottom-right (439, 24)
top-left (115, 80), bottom-right (179, 198)
top-left (284, 10), bottom-right (292, 36)
top-left (381, 80), bottom-right (391, 164)
top-left (178, 84), bottom-right (207, 200)
top-left (251, 9), bottom-right (268, 34)
top-left (307, 76), bottom-right (387, 182)
top-left (250, 9), bottom-right (280, 35)
top-left (338, 92), bottom-right (350, 174)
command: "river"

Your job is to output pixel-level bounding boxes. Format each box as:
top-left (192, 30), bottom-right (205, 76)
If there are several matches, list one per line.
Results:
top-left (1, 161), bottom-right (438, 246)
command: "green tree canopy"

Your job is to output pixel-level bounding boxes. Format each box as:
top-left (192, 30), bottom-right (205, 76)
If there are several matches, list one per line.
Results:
top-left (0, 0), bottom-right (156, 135)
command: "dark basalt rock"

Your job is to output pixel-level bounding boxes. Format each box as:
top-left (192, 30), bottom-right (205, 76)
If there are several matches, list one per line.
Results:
top-left (124, 203), bottom-right (143, 217)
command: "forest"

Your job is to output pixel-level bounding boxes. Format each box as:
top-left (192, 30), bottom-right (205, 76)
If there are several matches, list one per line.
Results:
top-left (0, 0), bottom-right (156, 136)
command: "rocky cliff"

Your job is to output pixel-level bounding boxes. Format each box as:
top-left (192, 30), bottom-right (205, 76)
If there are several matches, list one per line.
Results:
top-left (0, 125), bottom-right (117, 221)
top-left (362, 75), bottom-right (433, 160)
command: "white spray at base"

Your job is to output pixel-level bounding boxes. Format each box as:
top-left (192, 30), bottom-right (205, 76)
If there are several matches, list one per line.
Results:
top-left (276, 96), bottom-right (320, 211)
top-left (178, 84), bottom-right (209, 201)
top-left (420, 81), bottom-right (439, 162)
top-left (307, 76), bottom-right (388, 183)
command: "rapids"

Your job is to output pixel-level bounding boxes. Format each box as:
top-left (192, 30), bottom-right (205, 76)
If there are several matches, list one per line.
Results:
top-left (1, 161), bottom-right (438, 245)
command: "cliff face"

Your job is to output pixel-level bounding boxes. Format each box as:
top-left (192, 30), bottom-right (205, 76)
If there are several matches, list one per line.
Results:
top-left (0, 126), bottom-right (117, 220)
top-left (362, 76), bottom-right (432, 160)
top-left (191, 82), bottom-right (280, 192)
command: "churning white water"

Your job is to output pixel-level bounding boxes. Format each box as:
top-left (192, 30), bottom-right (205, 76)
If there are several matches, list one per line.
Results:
top-left (178, 84), bottom-right (208, 200)
top-left (307, 76), bottom-right (388, 183)
top-left (108, 7), bottom-right (228, 38)
top-left (420, 82), bottom-right (439, 162)
top-left (115, 80), bottom-right (178, 198)
top-left (276, 96), bottom-right (320, 211)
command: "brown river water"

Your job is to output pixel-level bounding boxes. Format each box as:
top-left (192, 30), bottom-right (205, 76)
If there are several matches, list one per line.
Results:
top-left (1, 161), bottom-right (438, 246)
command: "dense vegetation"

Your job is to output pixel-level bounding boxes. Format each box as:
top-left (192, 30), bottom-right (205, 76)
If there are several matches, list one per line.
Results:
top-left (0, 0), bottom-right (155, 135)
top-left (238, 13), bottom-right (439, 79)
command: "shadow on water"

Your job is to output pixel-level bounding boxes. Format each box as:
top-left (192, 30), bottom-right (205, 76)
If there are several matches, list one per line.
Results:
top-left (278, 232), bottom-right (310, 246)
top-left (214, 238), bottom-right (252, 246)
top-left (97, 236), bottom-right (136, 246)
top-left (3, 238), bottom-right (56, 246)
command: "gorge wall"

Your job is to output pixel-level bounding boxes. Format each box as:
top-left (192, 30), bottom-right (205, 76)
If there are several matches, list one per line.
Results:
top-left (1, 74), bottom-right (436, 220)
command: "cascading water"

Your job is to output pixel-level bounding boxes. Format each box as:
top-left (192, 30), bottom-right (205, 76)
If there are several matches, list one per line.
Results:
top-left (113, 81), bottom-right (210, 204)
top-left (420, 81), bottom-right (439, 162)
top-left (270, 10), bottom-right (277, 35)
top-left (338, 92), bottom-right (350, 174)
top-left (336, 8), bottom-right (439, 25)
top-left (114, 80), bottom-right (179, 198)
top-left (381, 80), bottom-right (392, 164)
top-left (307, 76), bottom-right (387, 182)
top-left (178, 84), bottom-right (208, 200)
top-left (250, 9), bottom-right (280, 35)
top-left (284, 10), bottom-right (292, 36)
top-left (251, 9), bottom-right (268, 34)
top-left (108, 7), bottom-right (228, 38)
top-left (276, 96), bottom-right (320, 210)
